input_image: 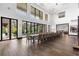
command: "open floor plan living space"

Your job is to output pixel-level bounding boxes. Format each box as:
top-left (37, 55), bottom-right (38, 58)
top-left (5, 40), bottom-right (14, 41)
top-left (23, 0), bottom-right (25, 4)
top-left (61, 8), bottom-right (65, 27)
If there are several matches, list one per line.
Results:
top-left (0, 3), bottom-right (79, 56)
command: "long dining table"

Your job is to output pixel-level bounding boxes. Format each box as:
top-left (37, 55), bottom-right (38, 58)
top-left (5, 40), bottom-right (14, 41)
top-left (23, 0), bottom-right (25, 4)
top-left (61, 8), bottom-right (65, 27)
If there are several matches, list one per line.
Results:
top-left (27, 31), bottom-right (63, 44)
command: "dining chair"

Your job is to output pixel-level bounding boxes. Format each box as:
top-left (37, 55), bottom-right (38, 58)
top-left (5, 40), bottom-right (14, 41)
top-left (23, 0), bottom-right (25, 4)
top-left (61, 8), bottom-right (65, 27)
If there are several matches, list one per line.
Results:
top-left (26, 34), bottom-right (33, 45)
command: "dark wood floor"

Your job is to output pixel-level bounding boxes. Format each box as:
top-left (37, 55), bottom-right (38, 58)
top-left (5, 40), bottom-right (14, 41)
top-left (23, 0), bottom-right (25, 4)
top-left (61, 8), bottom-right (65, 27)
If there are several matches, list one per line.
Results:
top-left (0, 34), bottom-right (79, 56)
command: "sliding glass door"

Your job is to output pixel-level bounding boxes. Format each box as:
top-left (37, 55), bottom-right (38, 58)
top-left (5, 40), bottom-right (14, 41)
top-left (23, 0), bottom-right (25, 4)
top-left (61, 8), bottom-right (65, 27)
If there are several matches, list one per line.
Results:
top-left (38, 24), bottom-right (43, 33)
top-left (31, 22), bottom-right (35, 34)
top-left (27, 22), bottom-right (31, 34)
top-left (48, 25), bottom-right (50, 32)
top-left (1, 17), bottom-right (18, 40)
top-left (34, 23), bottom-right (38, 34)
top-left (1, 17), bottom-right (10, 40)
top-left (11, 19), bottom-right (18, 39)
top-left (43, 24), bottom-right (47, 33)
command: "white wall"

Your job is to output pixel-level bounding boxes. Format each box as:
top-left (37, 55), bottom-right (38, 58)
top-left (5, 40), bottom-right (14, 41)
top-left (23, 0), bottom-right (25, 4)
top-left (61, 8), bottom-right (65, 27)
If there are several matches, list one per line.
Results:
top-left (51, 3), bottom-right (79, 34)
top-left (0, 3), bottom-right (16, 18)
top-left (53, 3), bottom-right (78, 24)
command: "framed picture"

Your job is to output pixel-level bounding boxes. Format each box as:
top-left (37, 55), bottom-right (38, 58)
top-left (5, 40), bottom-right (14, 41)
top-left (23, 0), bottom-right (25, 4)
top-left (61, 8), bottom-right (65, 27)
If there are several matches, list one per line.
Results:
top-left (69, 20), bottom-right (78, 35)
top-left (58, 11), bottom-right (65, 18)
top-left (56, 23), bottom-right (69, 34)
top-left (70, 25), bottom-right (78, 33)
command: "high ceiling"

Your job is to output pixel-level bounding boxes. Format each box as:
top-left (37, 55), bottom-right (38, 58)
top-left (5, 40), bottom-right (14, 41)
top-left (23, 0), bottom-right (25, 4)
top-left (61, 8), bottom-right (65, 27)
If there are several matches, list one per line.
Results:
top-left (36, 3), bottom-right (66, 14)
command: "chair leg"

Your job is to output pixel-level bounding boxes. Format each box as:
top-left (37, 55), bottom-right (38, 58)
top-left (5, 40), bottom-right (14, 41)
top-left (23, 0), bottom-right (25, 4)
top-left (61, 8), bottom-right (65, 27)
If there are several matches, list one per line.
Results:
top-left (38, 39), bottom-right (40, 44)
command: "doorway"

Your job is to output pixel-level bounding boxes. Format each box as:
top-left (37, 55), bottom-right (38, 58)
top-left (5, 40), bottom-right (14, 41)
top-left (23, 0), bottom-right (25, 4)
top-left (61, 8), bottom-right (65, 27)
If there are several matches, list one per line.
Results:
top-left (1, 17), bottom-right (18, 41)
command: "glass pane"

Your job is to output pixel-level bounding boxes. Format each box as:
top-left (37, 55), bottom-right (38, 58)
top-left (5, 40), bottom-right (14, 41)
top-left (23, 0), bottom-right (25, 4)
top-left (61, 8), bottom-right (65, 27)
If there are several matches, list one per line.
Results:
top-left (45, 14), bottom-right (48, 20)
top-left (35, 23), bottom-right (38, 33)
top-left (2, 18), bottom-right (10, 40)
top-left (40, 11), bottom-right (43, 20)
top-left (31, 6), bottom-right (36, 16)
top-left (43, 24), bottom-right (47, 33)
top-left (31, 23), bottom-right (35, 34)
top-left (38, 24), bottom-right (43, 33)
top-left (27, 22), bottom-right (30, 34)
top-left (36, 9), bottom-right (40, 19)
top-left (11, 20), bottom-right (17, 39)
top-left (17, 3), bottom-right (27, 12)
top-left (48, 25), bottom-right (50, 32)
top-left (22, 21), bottom-right (26, 37)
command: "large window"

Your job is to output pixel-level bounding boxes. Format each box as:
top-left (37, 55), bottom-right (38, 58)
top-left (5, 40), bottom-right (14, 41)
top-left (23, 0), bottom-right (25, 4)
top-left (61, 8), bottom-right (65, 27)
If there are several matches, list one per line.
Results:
top-left (36, 9), bottom-right (40, 19)
top-left (27, 22), bottom-right (31, 34)
top-left (38, 24), bottom-right (43, 33)
top-left (48, 25), bottom-right (50, 32)
top-left (17, 3), bottom-right (27, 12)
top-left (22, 21), bottom-right (47, 35)
top-left (31, 6), bottom-right (36, 16)
top-left (43, 24), bottom-right (47, 33)
top-left (31, 22), bottom-right (35, 34)
top-left (39, 11), bottom-right (43, 20)
top-left (45, 14), bottom-right (48, 20)
top-left (31, 6), bottom-right (43, 20)
top-left (34, 23), bottom-right (38, 33)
